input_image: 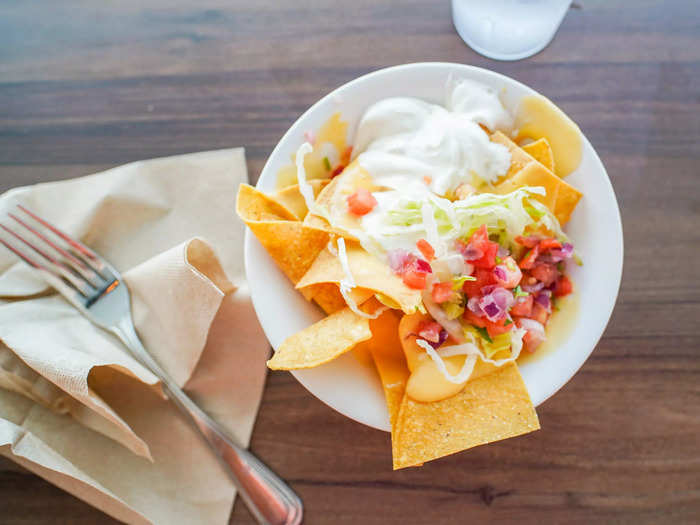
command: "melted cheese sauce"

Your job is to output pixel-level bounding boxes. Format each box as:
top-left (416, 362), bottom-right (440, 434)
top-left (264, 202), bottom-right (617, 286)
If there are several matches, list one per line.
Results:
top-left (515, 95), bottom-right (582, 177)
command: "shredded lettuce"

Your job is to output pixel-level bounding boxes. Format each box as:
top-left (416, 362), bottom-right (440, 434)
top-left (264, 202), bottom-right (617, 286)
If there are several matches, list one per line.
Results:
top-left (368, 186), bottom-right (569, 258)
top-left (452, 274), bottom-right (476, 290)
top-left (513, 285), bottom-right (528, 298)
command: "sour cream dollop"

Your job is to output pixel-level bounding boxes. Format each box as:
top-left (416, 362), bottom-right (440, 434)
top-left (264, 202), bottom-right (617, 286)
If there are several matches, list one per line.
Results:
top-left (353, 79), bottom-right (513, 196)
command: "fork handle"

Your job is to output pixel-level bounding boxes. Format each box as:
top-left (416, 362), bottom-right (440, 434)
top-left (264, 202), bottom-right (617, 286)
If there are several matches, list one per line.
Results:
top-left (112, 319), bottom-right (303, 525)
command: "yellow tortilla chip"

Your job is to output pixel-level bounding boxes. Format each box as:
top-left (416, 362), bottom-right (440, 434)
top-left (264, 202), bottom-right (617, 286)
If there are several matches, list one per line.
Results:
top-left (491, 131), bottom-right (534, 181)
top-left (304, 283), bottom-right (374, 315)
top-left (366, 310), bottom-right (408, 428)
top-left (236, 184), bottom-right (329, 284)
top-left (297, 242), bottom-right (422, 314)
top-left (273, 180), bottom-right (329, 220)
top-left (521, 137), bottom-right (555, 172)
top-left (365, 310), bottom-right (410, 463)
top-left (392, 363), bottom-right (540, 469)
top-left (267, 307), bottom-right (372, 370)
top-left (491, 132), bottom-right (582, 225)
top-left (276, 112), bottom-right (350, 189)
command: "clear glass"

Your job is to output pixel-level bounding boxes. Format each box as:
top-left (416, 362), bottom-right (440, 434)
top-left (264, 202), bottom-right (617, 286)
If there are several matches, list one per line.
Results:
top-left (452, 0), bottom-right (572, 61)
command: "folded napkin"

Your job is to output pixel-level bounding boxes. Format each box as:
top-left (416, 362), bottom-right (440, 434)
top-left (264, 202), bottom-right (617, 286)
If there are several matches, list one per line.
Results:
top-left (0, 149), bottom-right (269, 524)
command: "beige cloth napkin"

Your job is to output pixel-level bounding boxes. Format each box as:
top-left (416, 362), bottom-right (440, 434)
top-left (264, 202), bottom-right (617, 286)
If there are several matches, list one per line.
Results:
top-left (0, 149), bottom-right (270, 524)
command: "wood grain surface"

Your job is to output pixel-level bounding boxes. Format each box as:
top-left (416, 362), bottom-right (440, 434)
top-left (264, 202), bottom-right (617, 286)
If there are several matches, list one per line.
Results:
top-left (1, 1), bottom-right (699, 523)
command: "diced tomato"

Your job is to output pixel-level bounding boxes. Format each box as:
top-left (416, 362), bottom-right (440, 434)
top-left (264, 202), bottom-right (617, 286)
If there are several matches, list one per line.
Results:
top-left (463, 310), bottom-right (486, 328)
top-left (519, 245), bottom-right (540, 270)
top-left (402, 269), bottom-right (427, 290)
top-left (347, 188), bottom-right (377, 215)
top-left (530, 263), bottom-right (559, 287)
top-left (529, 303), bottom-right (549, 324)
top-left (431, 281), bottom-right (454, 303)
top-left (422, 175), bottom-right (432, 185)
top-left (522, 329), bottom-right (545, 353)
top-left (463, 311), bottom-right (512, 338)
top-left (553, 274), bottom-right (573, 297)
top-left (510, 294), bottom-right (533, 317)
top-left (331, 165), bottom-right (345, 178)
top-left (416, 239), bottom-right (435, 261)
top-left (466, 225), bottom-right (499, 269)
top-left (340, 146), bottom-right (353, 165)
top-left (485, 317), bottom-right (513, 338)
top-left (515, 235), bottom-right (540, 248)
top-left (417, 321), bottom-right (442, 343)
top-left (462, 267), bottom-right (494, 297)
top-left (539, 238), bottom-right (562, 251)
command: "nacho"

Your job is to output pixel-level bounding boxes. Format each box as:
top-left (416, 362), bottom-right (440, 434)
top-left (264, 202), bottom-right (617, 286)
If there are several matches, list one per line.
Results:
top-left (274, 180), bottom-right (329, 220)
top-left (304, 283), bottom-right (374, 315)
top-left (296, 242), bottom-right (422, 314)
top-left (491, 132), bottom-right (582, 225)
top-left (267, 307), bottom-right (372, 370)
top-left (521, 137), bottom-right (555, 172)
top-left (515, 94), bottom-right (582, 177)
top-left (240, 77), bottom-right (587, 472)
top-left (276, 112), bottom-right (350, 188)
top-left (392, 363), bottom-right (540, 469)
top-left (236, 184), bottom-right (329, 284)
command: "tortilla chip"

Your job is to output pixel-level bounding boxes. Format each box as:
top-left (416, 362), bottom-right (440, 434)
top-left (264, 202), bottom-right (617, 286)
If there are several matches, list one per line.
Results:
top-left (236, 183), bottom-right (297, 222)
top-left (491, 131), bottom-right (534, 181)
top-left (392, 363), bottom-right (539, 470)
top-left (297, 243), bottom-right (422, 314)
top-left (236, 184), bottom-right (330, 284)
top-left (304, 283), bottom-right (374, 315)
top-left (267, 307), bottom-right (372, 370)
top-left (365, 310), bottom-right (411, 463)
top-left (366, 310), bottom-right (409, 428)
top-left (490, 133), bottom-right (582, 225)
top-left (521, 138), bottom-right (555, 172)
top-left (274, 180), bottom-right (329, 221)
top-left (276, 113), bottom-right (350, 189)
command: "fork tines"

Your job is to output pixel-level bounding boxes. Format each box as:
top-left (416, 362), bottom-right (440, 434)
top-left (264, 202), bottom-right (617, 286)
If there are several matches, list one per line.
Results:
top-left (0, 205), bottom-right (113, 298)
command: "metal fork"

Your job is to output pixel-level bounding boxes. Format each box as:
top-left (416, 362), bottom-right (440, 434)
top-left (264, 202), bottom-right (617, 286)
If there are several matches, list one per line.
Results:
top-left (0, 204), bottom-right (302, 525)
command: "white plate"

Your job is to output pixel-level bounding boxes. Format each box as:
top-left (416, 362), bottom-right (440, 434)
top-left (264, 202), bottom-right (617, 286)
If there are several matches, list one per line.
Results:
top-left (245, 63), bottom-right (623, 432)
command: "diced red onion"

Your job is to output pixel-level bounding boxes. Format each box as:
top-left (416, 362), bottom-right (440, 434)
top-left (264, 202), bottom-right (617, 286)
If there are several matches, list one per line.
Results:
top-left (415, 258), bottom-right (433, 274)
top-left (544, 242), bottom-right (574, 263)
top-left (517, 317), bottom-right (546, 352)
top-left (518, 318), bottom-right (545, 333)
top-left (426, 329), bottom-right (449, 349)
top-left (387, 249), bottom-right (410, 273)
top-left (497, 245), bottom-right (510, 258)
top-left (534, 290), bottom-right (552, 312)
top-left (467, 296), bottom-right (483, 316)
top-left (493, 265), bottom-right (507, 282)
top-left (522, 281), bottom-right (544, 293)
top-left (418, 321), bottom-right (443, 343)
top-left (478, 286), bottom-right (514, 322)
top-left (461, 242), bottom-right (483, 261)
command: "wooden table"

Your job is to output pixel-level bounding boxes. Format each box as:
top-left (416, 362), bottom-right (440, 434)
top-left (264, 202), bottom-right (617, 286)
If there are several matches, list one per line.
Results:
top-left (1, 1), bottom-right (699, 523)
